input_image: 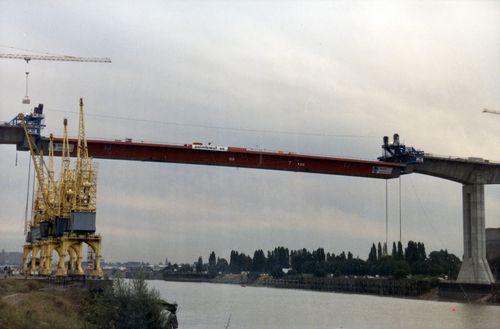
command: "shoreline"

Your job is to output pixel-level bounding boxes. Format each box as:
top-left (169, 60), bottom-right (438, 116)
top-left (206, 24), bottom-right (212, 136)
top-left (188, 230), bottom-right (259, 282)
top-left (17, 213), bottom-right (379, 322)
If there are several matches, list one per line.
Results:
top-left (158, 274), bottom-right (500, 305)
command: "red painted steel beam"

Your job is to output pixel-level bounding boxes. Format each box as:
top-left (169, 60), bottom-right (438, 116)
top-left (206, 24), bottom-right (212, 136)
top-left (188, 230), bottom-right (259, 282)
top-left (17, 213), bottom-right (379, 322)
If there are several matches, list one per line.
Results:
top-left (42, 137), bottom-right (402, 179)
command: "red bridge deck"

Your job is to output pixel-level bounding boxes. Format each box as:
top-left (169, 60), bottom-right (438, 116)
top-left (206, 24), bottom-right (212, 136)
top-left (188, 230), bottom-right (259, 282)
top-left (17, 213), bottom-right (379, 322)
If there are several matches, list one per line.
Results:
top-left (45, 137), bottom-right (402, 179)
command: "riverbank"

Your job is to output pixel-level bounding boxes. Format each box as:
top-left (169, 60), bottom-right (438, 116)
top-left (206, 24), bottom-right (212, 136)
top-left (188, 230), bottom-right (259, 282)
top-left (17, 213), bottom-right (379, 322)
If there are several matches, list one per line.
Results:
top-left (0, 279), bottom-right (89, 329)
top-left (0, 276), bottom-right (173, 329)
top-left (161, 273), bottom-right (500, 304)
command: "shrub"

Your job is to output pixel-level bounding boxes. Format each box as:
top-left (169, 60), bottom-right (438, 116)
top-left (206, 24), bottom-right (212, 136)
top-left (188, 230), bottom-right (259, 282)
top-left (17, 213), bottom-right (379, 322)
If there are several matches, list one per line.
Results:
top-left (85, 272), bottom-right (169, 329)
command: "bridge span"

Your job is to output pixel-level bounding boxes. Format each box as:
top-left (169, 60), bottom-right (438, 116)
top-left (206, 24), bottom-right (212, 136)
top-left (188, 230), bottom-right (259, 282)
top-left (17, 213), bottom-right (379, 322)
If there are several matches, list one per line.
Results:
top-left (1, 121), bottom-right (499, 284)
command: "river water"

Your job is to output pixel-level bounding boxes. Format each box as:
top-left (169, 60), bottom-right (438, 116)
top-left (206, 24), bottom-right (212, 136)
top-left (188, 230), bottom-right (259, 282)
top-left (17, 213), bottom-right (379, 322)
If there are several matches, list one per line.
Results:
top-left (147, 280), bottom-right (500, 329)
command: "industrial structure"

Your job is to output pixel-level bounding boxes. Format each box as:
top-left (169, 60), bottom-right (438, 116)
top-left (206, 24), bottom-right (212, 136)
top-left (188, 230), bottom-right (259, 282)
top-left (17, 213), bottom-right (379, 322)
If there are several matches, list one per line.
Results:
top-left (0, 51), bottom-right (110, 104)
top-left (15, 99), bottom-right (102, 277)
top-left (0, 108), bottom-right (499, 284)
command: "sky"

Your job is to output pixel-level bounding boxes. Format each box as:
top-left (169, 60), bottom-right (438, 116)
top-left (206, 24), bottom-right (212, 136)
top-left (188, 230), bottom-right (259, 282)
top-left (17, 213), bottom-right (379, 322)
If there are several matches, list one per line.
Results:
top-left (0, 1), bottom-right (499, 264)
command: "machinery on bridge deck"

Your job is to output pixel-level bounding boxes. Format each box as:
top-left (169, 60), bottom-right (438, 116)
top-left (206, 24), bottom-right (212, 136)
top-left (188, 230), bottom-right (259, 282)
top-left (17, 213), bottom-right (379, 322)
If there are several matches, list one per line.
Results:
top-left (19, 99), bottom-right (102, 278)
top-left (378, 133), bottom-right (424, 165)
top-left (9, 103), bottom-right (45, 137)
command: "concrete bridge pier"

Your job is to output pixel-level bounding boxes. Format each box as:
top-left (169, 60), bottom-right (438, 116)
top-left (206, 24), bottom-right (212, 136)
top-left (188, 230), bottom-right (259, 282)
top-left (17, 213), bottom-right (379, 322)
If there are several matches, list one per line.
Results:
top-left (457, 184), bottom-right (495, 284)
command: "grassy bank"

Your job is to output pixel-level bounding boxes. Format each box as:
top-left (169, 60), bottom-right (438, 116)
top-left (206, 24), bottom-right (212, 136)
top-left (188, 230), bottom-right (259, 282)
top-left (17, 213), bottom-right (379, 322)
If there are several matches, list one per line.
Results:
top-left (0, 276), bottom-right (173, 329)
top-left (0, 279), bottom-right (89, 329)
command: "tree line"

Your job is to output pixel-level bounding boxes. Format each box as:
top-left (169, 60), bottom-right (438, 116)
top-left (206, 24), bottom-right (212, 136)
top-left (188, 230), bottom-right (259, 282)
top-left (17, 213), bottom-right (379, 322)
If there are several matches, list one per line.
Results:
top-left (165, 241), bottom-right (461, 280)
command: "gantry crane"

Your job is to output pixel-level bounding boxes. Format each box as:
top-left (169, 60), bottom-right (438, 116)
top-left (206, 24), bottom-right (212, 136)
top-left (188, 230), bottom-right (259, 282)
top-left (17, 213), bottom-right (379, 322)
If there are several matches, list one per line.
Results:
top-left (0, 51), bottom-right (111, 104)
top-left (19, 99), bottom-right (103, 277)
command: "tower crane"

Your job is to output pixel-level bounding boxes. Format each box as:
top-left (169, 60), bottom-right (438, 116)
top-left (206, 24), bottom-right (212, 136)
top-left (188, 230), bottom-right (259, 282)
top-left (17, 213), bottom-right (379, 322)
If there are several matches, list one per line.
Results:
top-left (482, 108), bottom-right (500, 115)
top-left (0, 51), bottom-right (111, 104)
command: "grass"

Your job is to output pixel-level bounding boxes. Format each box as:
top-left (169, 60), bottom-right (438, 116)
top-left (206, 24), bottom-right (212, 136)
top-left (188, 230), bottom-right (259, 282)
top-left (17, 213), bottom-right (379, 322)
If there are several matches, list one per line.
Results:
top-left (0, 279), bottom-right (89, 329)
top-left (0, 275), bottom-right (171, 329)
top-left (0, 279), bottom-right (45, 297)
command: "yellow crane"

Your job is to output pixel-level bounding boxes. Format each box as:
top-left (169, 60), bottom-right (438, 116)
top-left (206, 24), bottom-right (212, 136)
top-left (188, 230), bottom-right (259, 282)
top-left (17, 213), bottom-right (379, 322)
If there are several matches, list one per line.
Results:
top-left (59, 118), bottom-right (76, 218)
top-left (0, 51), bottom-right (111, 104)
top-left (19, 113), bottom-right (57, 222)
top-left (74, 98), bottom-right (97, 213)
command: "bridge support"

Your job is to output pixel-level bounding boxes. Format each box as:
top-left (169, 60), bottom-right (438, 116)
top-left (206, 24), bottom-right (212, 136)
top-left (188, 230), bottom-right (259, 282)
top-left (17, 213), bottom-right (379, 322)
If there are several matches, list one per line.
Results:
top-left (457, 184), bottom-right (495, 284)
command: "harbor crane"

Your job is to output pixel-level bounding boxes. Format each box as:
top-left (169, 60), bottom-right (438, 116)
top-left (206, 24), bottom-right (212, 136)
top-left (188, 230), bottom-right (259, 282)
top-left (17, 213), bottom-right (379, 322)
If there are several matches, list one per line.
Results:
top-left (482, 108), bottom-right (500, 115)
top-left (0, 51), bottom-right (111, 104)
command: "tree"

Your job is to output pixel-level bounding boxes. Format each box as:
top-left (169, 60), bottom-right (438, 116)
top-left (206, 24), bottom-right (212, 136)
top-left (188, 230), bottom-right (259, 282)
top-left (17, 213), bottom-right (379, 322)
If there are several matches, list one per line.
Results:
top-left (209, 252), bottom-right (216, 268)
top-left (397, 241), bottom-right (404, 260)
top-left (368, 244), bottom-right (377, 262)
top-left (313, 248), bottom-right (326, 263)
top-left (229, 250), bottom-right (240, 273)
top-left (216, 257), bottom-right (229, 274)
top-left (196, 256), bottom-right (203, 273)
top-left (428, 249), bottom-right (461, 279)
top-left (208, 251), bottom-right (217, 274)
top-left (391, 242), bottom-right (397, 258)
top-left (377, 242), bottom-right (383, 261)
top-left (252, 249), bottom-right (266, 272)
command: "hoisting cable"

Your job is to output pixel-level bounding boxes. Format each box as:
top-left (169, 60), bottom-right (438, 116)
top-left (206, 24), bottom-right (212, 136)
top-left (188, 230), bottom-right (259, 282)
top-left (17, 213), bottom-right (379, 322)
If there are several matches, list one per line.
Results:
top-left (385, 179), bottom-right (389, 256)
top-left (399, 176), bottom-right (402, 242)
top-left (23, 156), bottom-right (32, 234)
top-left (23, 59), bottom-right (30, 104)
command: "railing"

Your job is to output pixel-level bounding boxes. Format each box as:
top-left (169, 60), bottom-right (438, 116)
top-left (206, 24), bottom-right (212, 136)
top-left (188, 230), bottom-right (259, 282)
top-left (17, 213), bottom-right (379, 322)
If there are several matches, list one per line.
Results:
top-left (425, 153), bottom-right (500, 165)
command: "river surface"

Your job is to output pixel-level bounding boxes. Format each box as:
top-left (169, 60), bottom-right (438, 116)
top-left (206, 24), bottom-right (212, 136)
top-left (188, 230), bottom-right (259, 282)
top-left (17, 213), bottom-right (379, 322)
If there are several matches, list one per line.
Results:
top-left (147, 280), bottom-right (500, 329)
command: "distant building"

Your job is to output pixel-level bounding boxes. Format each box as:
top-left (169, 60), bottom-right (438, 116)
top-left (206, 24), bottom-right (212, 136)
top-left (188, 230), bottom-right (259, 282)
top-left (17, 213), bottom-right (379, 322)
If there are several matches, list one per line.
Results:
top-left (0, 249), bottom-right (23, 266)
top-left (486, 228), bottom-right (500, 282)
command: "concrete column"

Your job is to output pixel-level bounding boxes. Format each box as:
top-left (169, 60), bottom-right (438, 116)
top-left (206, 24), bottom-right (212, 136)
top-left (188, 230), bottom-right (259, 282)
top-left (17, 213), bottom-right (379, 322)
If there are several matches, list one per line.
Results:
top-left (457, 184), bottom-right (495, 284)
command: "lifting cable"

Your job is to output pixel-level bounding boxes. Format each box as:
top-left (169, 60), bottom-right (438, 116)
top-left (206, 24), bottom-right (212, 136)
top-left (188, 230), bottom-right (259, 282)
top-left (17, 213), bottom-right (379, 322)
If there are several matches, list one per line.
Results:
top-left (385, 179), bottom-right (388, 256)
top-left (23, 156), bottom-right (32, 234)
top-left (24, 60), bottom-right (29, 99)
top-left (399, 176), bottom-right (402, 242)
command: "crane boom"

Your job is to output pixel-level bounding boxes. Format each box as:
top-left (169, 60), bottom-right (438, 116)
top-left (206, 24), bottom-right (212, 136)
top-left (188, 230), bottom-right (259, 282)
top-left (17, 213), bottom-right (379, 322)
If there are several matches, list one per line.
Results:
top-left (0, 53), bottom-right (111, 63)
top-left (482, 108), bottom-right (500, 115)
top-left (0, 50), bottom-right (111, 104)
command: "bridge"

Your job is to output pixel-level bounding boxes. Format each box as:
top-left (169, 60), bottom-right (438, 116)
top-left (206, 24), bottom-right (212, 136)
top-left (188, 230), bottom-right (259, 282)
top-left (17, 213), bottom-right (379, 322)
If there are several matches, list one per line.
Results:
top-left (1, 116), bottom-right (499, 284)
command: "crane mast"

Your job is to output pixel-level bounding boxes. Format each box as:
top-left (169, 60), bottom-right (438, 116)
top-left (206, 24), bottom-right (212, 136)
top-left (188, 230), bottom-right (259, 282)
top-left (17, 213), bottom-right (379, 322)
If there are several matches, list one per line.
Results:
top-left (74, 98), bottom-right (97, 212)
top-left (59, 118), bottom-right (75, 218)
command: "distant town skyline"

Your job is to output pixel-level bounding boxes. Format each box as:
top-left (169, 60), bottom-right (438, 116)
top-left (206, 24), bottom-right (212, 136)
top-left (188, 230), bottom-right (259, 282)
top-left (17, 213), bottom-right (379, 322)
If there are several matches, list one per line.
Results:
top-left (1, 1), bottom-right (499, 263)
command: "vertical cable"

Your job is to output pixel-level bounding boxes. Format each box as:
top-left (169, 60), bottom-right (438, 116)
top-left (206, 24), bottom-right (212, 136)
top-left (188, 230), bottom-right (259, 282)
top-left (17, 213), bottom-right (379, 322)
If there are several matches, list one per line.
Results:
top-left (30, 165), bottom-right (35, 224)
top-left (399, 176), bottom-right (402, 242)
top-left (385, 179), bottom-right (388, 255)
top-left (23, 156), bottom-right (32, 234)
top-left (25, 60), bottom-right (29, 97)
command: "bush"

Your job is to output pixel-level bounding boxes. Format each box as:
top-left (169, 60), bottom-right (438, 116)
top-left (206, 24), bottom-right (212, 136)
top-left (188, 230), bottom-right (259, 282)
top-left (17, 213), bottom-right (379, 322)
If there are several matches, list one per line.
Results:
top-left (85, 272), bottom-right (169, 329)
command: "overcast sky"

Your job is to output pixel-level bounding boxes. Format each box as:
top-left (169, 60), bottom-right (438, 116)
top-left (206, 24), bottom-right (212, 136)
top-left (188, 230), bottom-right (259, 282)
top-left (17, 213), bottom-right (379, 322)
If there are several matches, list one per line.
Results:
top-left (0, 1), bottom-right (499, 263)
